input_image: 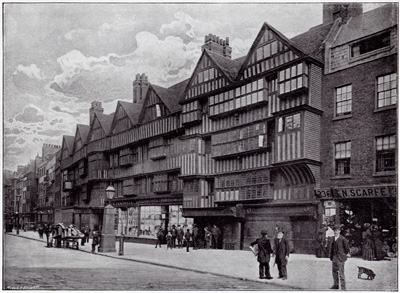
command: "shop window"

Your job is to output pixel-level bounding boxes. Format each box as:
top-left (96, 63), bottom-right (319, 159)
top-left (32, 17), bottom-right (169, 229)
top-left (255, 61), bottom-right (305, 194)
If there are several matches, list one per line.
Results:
top-left (335, 84), bottom-right (352, 117)
top-left (377, 73), bottom-right (397, 109)
top-left (376, 134), bottom-right (396, 172)
top-left (351, 31), bottom-right (390, 58)
top-left (335, 141), bottom-right (351, 176)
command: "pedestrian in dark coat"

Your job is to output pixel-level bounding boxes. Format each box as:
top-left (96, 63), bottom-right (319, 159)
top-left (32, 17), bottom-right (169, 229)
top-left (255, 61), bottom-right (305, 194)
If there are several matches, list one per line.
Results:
top-left (155, 228), bottom-right (164, 248)
top-left (184, 229), bottom-right (191, 252)
top-left (274, 231), bottom-right (290, 280)
top-left (211, 225), bottom-right (221, 249)
top-left (44, 224), bottom-right (51, 247)
top-left (192, 225), bottom-right (199, 249)
top-left (91, 229), bottom-right (100, 253)
top-left (171, 225), bottom-right (177, 248)
top-left (176, 225), bottom-right (184, 248)
top-left (327, 224), bottom-right (349, 290)
top-left (250, 230), bottom-right (273, 279)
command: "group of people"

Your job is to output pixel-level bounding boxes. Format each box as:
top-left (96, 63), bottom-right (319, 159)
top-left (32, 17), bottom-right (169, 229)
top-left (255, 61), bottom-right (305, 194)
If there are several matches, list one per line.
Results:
top-left (250, 230), bottom-right (290, 281)
top-left (37, 223), bottom-right (98, 252)
top-left (155, 224), bottom-right (222, 252)
top-left (252, 224), bottom-right (350, 290)
top-left (317, 219), bottom-right (394, 262)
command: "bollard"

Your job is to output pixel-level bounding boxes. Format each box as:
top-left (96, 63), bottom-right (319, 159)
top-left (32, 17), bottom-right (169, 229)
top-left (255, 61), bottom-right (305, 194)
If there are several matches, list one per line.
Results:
top-left (119, 234), bottom-right (124, 256)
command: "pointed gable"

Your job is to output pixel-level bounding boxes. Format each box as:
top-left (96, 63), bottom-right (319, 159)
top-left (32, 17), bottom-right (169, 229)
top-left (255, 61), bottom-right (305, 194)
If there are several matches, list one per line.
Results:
top-left (182, 52), bottom-right (233, 101)
top-left (88, 112), bottom-right (114, 142)
top-left (61, 135), bottom-right (74, 160)
top-left (110, 101), bottom-right (141, 134)
top-left (237, 22), bottom-right (306, 81)
top-left (73, 124), bottom-right (90, 152)
top-left (139, 85), bottom-right (171, 123)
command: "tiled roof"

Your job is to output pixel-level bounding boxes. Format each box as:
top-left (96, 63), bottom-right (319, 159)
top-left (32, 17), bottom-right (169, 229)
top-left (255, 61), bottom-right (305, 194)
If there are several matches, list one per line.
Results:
top-left (96, 112), bottom-right (115, 135)
top-left (206, 50), bottom-right (244, 81)
top-left (76, 124), bottom-right (90, 144)
top-left (332, 4), bottom-right (397, 47)
top-left (152, 79), bottom-right (189, 113)
top-left (290, 21), bottom-right (336, 61)
top-left (63, 135), bottom-right (75, 154)
top-left (118, 101), bottom-right (142, 125)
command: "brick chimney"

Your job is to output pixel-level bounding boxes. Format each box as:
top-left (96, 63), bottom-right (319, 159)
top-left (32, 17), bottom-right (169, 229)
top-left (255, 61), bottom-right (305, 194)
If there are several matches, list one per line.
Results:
top-left (133, 73), bottom-right (149, 103)
top-left (89, 101), bottom-right (104, 124)
top-left (323, 3), bottom-right (363, 24)
top-left (202, 34), bottom-right (232, 59)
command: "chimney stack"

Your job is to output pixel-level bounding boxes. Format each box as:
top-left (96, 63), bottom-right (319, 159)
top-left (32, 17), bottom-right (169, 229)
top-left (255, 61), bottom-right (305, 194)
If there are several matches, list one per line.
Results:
top-left (202, 34), bottom-right (232, 59)
top-left (322, 3), bottom-right (363, 24)
top-left (89, 101), bottom-right (104, 124)
top-left (133, 73), bottom-right (149, 103)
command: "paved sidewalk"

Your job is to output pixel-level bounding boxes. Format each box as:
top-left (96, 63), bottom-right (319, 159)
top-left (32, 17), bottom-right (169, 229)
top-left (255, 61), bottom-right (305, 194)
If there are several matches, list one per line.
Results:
top-left (7, 231), bottom-right (398, 291)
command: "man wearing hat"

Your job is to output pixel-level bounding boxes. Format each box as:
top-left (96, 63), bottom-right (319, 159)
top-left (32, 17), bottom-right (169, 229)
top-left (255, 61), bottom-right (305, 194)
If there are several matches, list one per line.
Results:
top-left (327, 224), bottom-right (350, 290)
top-left (274, 231), bottom-right (290, 280)
top-left (250, 230), bottom-right (273, 279)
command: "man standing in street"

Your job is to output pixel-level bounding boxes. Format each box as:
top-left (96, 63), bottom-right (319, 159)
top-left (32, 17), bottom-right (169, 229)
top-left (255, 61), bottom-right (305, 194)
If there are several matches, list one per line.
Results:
top-left (211, 224), bottom-right (221, 249)
top-left (250, 230), bottom-right (273, 279)
top-left (327, 224), bottom-right (350, 290)
top-left (192, 224), bottom-right (199, 249)
top-left (274, 231), bottom-right (289, 280)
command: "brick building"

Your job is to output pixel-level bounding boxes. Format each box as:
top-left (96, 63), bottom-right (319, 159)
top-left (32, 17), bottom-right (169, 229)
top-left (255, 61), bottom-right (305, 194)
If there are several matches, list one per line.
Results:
top-left (315, 4), bottom-right (397, 253)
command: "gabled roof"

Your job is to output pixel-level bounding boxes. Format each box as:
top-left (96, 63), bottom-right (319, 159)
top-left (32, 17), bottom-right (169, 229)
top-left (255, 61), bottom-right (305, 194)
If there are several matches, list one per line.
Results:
top-left (95, 112), bottom-right (115, 135)
top-left (118, 101), bottom-right (142, 126)
top-left (76, 124), bottom-right (90, 144)
top-left (332, 4), bottom-right (397, 47)
top-left (62, 135), bottom-right (75, 156)
top-left (152, 79), bottom-right (188, 113)
top-left (237, 22), bottom-right (308, 78)
top-left (206, 50), bottom-right (244, 82)
top-left (290, 21), bottom-right (336, 61)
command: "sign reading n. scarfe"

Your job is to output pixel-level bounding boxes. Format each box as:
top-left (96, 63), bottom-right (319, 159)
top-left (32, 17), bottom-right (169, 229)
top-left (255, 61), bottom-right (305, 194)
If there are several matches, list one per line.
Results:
top-left (314, 185), bottom-right (397, 199)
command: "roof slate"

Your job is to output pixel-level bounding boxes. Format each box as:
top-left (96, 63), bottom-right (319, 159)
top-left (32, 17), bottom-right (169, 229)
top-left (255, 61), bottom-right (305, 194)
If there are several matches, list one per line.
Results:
top-left (332, 4), bottom-right (397, 47)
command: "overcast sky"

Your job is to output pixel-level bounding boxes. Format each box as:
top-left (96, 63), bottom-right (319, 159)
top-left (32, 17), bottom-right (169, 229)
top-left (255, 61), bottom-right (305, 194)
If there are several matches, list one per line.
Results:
top-left (3, 2), bottom-right (385, 171)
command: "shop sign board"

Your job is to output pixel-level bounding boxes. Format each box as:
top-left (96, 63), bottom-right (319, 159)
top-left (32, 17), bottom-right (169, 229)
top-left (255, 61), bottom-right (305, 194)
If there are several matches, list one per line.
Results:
top-left (315, 185), bottom-right (397, 199)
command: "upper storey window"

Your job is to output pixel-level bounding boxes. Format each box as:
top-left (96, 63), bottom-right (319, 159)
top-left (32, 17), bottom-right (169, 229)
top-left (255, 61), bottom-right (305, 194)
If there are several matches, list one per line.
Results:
top-left (351, 31), bottom-right (391, 58)
top-left (278, 62), bottom-right (308, 96)
top-left (209, 78), bottom-right (266, 117)
top-left (376, 134), bottom-right (396, 173)
top-left (377, 73), bottom-right (397, 109)
top-left (335, 84), bottom-right (352, 117)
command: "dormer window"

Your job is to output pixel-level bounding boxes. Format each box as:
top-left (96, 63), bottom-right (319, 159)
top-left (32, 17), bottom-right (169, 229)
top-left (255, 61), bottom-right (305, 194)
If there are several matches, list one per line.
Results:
top-left (351, 31), bottom-right (390, 58)
top-left (155, 104), bottom-right (161, 118)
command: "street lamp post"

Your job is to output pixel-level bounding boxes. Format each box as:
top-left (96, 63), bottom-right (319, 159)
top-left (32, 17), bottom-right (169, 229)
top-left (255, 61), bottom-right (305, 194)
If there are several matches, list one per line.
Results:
top-left (98, 186), bottom-right (116, 253)
top-left (16, 195), bottom-right (21, 235)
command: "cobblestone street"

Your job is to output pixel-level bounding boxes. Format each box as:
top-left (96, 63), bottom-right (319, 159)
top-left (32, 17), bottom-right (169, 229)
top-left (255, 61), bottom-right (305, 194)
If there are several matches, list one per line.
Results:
top-left (4, 234), bottom-right (281, 290)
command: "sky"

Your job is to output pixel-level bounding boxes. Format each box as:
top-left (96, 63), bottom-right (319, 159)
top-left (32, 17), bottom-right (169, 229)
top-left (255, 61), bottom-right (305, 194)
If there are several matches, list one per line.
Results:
top-left (3, 2), bottom-right (386, 171)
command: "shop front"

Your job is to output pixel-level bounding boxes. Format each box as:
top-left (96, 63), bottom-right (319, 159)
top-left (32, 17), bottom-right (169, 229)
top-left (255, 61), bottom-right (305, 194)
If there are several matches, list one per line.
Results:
top-left (315, 184), bottom-right (397, 256)
top-left (112, 194), bottom-right (193, 244)
top-left (183, 202), bottom-right (319, 254)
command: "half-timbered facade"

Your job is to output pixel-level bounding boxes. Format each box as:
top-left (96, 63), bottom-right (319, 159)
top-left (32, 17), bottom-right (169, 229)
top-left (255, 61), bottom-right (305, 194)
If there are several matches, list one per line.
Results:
top-left (109, 78), bottom-right (193, 239)
top-left (175, 19), bottom-right (335, 252)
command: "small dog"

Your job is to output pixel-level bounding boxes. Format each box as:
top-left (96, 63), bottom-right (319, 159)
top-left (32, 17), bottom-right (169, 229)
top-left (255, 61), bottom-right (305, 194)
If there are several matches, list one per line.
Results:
top-left (357, 266), bottom-right (376, 280)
